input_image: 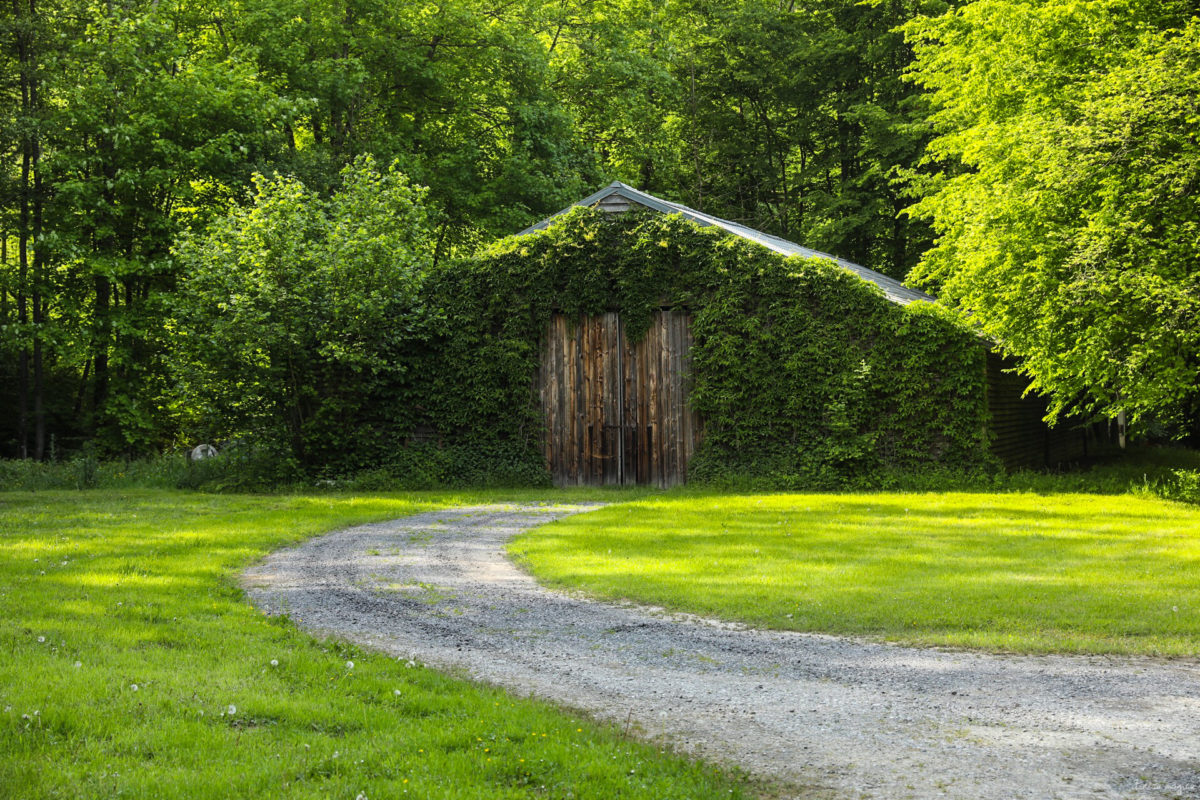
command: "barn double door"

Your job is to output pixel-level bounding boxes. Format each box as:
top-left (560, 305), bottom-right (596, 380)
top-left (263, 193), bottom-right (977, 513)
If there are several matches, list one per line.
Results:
top-left (539, 311), bottom-right (701, 487)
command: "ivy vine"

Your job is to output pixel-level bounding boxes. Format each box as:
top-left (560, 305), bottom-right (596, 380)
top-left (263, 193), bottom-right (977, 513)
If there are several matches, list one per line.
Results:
top-left (408, 206), bottom-right (994, 487)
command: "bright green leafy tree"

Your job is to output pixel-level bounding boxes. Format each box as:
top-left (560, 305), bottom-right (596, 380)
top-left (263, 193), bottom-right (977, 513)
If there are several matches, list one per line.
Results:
top-left (905, 0), bottom-right (1200, 433)
top-left (0, 0), bottom-right (296, 456)
top-left (233, 0), bottom-right (594, 254)
top-left (172, 156), bottom-right (435, 471)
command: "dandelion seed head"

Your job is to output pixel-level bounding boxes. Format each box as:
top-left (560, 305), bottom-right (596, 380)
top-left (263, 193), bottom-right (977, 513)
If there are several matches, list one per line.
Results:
top-left (269, 659), bottom-right (278, 667)
top-left (130, 684), bottom-right (138, 691)
top-left (227, 704), bottom-right (236, 716)
top-left (346, 660), bottom-right (354, 669)
top-left (73, 661), bottom-right (81, 668)
top-left (37, 636), bottom-right (45, 643)
top-left (393, 689), bottom-right (401, 696)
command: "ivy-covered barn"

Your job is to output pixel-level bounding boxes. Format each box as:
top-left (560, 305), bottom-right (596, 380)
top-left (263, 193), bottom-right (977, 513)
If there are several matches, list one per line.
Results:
top-left (419, 182), bottom-right (1106, 487)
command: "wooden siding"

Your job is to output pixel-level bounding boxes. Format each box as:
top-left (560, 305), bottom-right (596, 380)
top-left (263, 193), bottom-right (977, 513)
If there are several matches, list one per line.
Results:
top-left (985, 351), bottom-right (1118, 469)
top-left (539, 311), bottom-right (701, 486)
top-left (595, 195), bottom-right (634, 214)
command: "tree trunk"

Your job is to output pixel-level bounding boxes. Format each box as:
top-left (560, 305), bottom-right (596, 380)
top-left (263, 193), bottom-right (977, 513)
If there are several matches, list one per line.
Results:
top-left (835, 105), bottom-right (863, 261)
top-left (30, 1), bottom-right (45, 460)
top-left (891, 194), bottom-right (907, 280)
top-left (33, 319), bottom-right (44, 459)
top-left (14, 0), bottom-right (33, 459)
top-left (92, 275), bottom-right (110, 421)
top-left (74, 359), bottom-right (91, 418)
top-left (1, 232), bottom-right (7, 320)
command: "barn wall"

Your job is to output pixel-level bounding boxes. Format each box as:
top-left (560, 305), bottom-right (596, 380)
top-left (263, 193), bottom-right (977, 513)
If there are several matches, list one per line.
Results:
top-left (985, 352), bottom-right (1119, 469)
top-left (539, 310), bottom-right (701, 487)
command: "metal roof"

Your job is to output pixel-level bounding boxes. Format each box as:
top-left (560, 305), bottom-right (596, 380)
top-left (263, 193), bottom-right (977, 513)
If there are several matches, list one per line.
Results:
top-left (518, 181), bottom-right (935, 306)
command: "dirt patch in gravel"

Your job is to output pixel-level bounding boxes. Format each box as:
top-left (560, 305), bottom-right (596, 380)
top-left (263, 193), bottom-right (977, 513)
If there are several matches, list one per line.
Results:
top-left (241, 503), bottom-right (1200, 800)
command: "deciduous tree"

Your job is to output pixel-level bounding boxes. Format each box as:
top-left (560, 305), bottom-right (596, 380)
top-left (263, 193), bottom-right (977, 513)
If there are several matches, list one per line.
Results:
top-left (906, 0), bottom-right (1200, 432)
top-left (173, 156), bottom-right (435, 468)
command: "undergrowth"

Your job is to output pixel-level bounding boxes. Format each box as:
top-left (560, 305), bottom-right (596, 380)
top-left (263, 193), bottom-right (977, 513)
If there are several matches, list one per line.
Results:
top-left (4, 445), bottom-right (1197, 503)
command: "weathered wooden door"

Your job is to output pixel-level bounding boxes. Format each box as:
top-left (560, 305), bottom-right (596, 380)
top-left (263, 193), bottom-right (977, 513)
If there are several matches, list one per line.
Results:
top-left (539, 310), bottom-right (701, 487)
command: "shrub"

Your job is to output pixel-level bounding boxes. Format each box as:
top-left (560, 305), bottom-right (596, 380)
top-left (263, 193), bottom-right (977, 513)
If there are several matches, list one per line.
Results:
top-left (0, 453), bottom-right (188, 491)
top-left (172, 156), bottom-right (434, 478)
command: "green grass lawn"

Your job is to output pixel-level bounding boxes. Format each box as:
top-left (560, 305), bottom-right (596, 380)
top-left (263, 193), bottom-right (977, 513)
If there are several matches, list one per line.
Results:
top-left (0, 489), bottom-right (750, 799)
top-left (510, 491), bottom-right (1200, 656)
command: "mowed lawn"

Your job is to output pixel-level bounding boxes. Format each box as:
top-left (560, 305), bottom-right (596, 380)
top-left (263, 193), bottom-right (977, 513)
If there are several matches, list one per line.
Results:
top-left (0, 490), bottom-right (749, 800)
top-left (510, 492), bottom-right (1200, 656)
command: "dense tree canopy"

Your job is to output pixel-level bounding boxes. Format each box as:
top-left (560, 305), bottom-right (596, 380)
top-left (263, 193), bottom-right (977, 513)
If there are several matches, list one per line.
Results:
top-left (1, 0), bottom-right (1197, 462)
top-left (906, 0), bottom-right (1200, 433)
top-left (173, 156), bottom-right (434, 470)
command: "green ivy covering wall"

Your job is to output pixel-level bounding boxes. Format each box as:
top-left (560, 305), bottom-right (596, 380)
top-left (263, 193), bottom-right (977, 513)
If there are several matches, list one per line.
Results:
top-left (404, 206), bottom-right (994, 488)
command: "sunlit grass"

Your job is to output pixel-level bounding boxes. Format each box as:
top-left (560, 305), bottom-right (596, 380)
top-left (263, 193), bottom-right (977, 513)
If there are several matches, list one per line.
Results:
top-left (510, 491), bottom-right (1200, 656)
top-left (0, 489), bottom-right (750, 799)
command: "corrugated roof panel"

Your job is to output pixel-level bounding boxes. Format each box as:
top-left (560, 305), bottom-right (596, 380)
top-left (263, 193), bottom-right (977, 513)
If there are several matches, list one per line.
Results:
top-left (517, 181), bottom-right (935, 307)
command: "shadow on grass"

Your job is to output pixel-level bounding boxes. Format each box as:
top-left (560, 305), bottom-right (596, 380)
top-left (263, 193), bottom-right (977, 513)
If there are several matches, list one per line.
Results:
top-left (514, 486), bottom-right (1200, 655)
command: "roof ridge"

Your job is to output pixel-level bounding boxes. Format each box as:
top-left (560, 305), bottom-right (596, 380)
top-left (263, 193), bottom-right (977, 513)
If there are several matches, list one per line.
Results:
top-left (516, 184), bottom-right (935, 306)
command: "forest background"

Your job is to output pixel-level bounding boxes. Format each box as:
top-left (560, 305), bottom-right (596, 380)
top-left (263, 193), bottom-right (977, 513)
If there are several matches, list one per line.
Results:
top-left (2, 0), bottom-right (1197, 474)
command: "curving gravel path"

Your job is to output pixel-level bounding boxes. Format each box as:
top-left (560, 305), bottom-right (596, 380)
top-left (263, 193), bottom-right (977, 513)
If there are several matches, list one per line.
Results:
top-left (241, 503), bottom-right (1200, 800)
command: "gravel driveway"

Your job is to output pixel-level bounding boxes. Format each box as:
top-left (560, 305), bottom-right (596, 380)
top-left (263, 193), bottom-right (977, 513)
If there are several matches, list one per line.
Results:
top-left (241, 503), bottom-right (1200, 800)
